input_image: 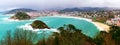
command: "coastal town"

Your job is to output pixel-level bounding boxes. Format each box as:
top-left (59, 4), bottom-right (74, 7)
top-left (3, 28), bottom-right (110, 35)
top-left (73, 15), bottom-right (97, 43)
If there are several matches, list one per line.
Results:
top-left (27, 10), bottom-right (120, 26)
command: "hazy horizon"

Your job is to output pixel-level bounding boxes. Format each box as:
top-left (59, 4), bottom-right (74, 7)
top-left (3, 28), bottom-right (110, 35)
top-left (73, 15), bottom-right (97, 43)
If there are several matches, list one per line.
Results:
top-left (0, 0), bottom-right (120, 11)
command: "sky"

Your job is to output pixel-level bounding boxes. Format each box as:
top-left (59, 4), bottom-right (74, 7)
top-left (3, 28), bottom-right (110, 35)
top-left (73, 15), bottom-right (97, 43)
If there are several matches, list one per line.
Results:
top-left (0, 0), bottom-right (120, 11)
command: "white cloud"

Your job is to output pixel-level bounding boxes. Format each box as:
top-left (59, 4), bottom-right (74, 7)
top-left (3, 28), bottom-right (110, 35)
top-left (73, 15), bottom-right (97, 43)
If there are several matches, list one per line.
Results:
top-left (0, 0), bottom-right (120, 11)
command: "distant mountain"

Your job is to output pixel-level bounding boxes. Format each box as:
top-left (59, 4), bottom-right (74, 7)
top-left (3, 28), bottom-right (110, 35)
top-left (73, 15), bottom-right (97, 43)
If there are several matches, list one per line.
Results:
top-left (60, 7), bottom-right (111, 12)
top-left (5, 8), bottom-right (38, 14)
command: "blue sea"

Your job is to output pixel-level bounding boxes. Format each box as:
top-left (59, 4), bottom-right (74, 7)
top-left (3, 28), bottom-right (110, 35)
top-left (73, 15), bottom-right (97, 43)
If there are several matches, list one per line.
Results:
top-left (0, 13), bottom-right (99, 40)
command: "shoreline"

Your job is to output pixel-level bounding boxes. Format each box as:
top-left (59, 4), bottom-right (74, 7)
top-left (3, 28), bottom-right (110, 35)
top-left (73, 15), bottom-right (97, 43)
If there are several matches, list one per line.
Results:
top-left (50, 15), bottom-right (110, 32)
top-left (93, 22), bottom-right (110, 32)
top-left (50, 15), bottom-right (92, 22)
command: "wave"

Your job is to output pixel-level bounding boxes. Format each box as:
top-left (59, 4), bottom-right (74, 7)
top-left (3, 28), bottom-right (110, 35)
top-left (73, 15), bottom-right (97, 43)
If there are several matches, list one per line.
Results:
top-left (18, 23), bottom-right (60, 33)
top-left (4, 14), bottom-right (15, 16)
top-left (2, 17), bottom-right (36, 22)
top-left (2, 18), bottom-right (20, 22)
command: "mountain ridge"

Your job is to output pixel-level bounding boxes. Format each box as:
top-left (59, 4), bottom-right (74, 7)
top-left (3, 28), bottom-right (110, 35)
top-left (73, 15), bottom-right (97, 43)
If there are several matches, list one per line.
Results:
top-left (60, 7), bottom-right (116, 12)
top-left (4, 8), bottom-right (38, 14)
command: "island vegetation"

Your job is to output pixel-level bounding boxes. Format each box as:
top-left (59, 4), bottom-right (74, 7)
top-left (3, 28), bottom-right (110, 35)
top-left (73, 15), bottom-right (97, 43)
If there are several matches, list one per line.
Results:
top-left (10, 12), bottom-right (31, 20)
top-left (31, 20), bottom-right (50, 29)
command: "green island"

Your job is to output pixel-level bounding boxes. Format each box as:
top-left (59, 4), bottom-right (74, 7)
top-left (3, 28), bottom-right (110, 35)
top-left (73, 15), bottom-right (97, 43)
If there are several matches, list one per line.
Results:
top-left (31, 20), bottom-right (50, 29)
top-left (10, 12), bottom-right (31, 20)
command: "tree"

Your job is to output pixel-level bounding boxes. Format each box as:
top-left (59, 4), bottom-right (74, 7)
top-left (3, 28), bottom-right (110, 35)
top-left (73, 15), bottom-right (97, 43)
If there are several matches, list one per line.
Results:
top-left (109, 26), bottom-right (120, 45)
top-left (0, 29), bottom-right (39, 45)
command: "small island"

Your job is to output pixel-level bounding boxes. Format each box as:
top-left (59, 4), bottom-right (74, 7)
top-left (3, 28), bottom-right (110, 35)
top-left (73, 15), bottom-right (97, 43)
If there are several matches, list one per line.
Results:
top-left (10, 12), bottom-right (31, 20)
top-left (31, 20), bottom-right (50, 29)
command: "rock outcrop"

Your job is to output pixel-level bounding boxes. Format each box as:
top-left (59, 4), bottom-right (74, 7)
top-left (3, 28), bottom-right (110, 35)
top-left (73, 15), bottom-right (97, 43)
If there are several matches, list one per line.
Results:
top-left (31, 20), bottom-right (50, 29)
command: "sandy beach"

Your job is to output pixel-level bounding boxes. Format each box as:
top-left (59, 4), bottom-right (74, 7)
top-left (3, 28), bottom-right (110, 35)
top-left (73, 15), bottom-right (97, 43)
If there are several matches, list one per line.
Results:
top-left (93, 22), bottom-right (110, 32)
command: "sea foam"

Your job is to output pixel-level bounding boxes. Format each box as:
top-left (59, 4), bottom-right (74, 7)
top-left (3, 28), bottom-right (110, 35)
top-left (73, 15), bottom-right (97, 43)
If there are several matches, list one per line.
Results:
top-left (19, 23), bottom-right (60, 33)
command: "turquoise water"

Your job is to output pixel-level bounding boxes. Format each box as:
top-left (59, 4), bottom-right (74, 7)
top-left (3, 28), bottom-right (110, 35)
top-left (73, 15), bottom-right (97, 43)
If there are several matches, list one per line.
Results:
top-left (0, 14), bottom-right (99, 39)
